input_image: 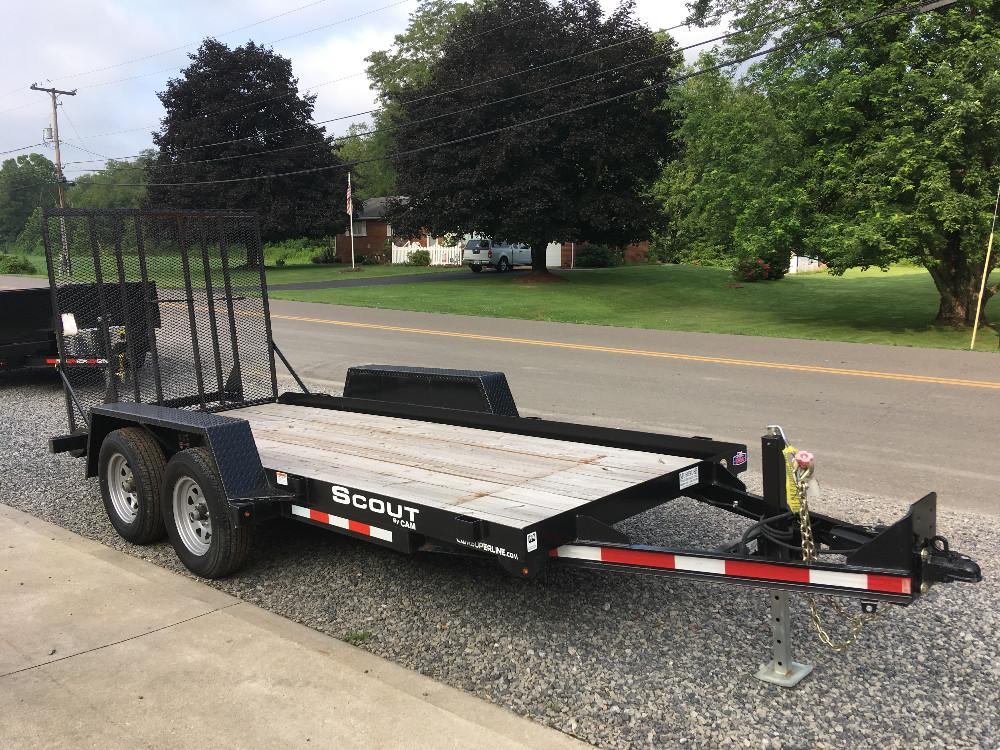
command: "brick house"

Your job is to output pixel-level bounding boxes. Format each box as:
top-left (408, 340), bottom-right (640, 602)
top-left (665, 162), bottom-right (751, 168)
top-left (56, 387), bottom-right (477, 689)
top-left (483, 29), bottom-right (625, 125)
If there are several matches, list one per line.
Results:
top-left (336, 196), bottom-right (650, 267)
top-left (335, 197), bottom-right (394, 264)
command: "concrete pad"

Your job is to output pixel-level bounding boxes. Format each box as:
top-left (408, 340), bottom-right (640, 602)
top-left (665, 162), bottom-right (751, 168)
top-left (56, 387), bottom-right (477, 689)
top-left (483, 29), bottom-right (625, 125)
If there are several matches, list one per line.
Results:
top-left (0, 509), bottom-right (234, 674)
top-left (0, 505), bottom-right (590, 750)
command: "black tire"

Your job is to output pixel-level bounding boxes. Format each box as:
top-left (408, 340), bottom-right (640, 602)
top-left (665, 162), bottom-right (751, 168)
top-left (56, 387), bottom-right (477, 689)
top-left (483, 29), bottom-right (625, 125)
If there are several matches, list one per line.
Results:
top-left (161, 447), bottom-right (251, 579)
top-left (470, 265), bottom-right (483, 273)
top-left (98, 427), bottom-right (167, 544)
top-left (497, 256), bottom-right (511, 272)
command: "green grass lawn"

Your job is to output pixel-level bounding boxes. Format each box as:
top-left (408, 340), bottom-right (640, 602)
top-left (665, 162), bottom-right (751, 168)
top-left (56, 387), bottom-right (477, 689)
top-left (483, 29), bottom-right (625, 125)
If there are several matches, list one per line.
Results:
top-left (263, 263), bottom-right (462, 285)
top-left (4, 252), bottom-right (462, 285)
top-left (271, 264), bottom-right (1000, 352)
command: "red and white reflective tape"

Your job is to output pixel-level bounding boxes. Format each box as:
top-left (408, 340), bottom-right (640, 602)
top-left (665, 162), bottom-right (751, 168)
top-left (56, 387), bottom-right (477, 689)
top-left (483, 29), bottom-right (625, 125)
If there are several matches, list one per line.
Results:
top-left (550, 545), bottom-right (911, 595)
top-left (45, 358), bottom-right (107, 365)
top-left (291, 504), bottom-right (393, 543)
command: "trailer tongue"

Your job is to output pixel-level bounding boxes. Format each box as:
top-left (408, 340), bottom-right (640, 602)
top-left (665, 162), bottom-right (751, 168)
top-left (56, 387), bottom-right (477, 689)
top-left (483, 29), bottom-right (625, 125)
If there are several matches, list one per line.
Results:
top-left (40, 208), bottom-right (981, 686)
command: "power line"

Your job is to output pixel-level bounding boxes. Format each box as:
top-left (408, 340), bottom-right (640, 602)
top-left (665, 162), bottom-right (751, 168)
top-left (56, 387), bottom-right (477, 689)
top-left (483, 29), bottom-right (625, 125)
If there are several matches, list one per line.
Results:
top-left (0, 142), bottom-right (46, 156)
top-left (57, 4), bottom-right (813, 173)
top-left (26, 0), bottom-right (335, 87)
top-left (65, 4), bottom-right (554, 144)
top-left (60, 17), bottom-right (749, 173)
top-left (72, 0), bottom-right (415, 91)
top-left (61, 16), bottom-right (697, 166)
top-left (52, 0), bottom-right (934, 190)
top-left (62, 140), bottom-right (114, 162)
top-left (71, 72), bottom-right (367, 142)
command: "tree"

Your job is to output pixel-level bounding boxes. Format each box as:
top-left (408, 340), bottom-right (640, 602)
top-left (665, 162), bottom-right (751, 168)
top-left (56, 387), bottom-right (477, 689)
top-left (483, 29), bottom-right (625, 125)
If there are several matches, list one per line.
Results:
top-left (652, 57), bottom-right (804, 276)
top-left (337, 0), bottom-right (482, 198)
top-left (0, 153), bottom-right (57, 242)
top-left (386, 0), bottom-right (681, 271)
top-left (366, 0), bottom-right (479, 100)
top-left (67, 151), bottom-right (154, 209)
top-left (690, 0), bottom-right (1000, 326)
top-left (146, 39), bottom-right (348, 241)
top-left (335, 122), bottom-right (397, 199)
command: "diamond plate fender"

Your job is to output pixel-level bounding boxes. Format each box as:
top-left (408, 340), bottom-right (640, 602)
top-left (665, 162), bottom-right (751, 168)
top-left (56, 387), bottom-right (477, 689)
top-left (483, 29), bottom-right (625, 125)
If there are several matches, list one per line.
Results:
top-left (86, 402), bottom-right (278, 501)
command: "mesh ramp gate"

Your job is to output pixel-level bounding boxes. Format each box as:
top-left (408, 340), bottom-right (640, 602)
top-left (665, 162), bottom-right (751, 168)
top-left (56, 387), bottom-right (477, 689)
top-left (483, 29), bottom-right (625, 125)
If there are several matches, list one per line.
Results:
top-left (42, 208), bottom-right (278, 432)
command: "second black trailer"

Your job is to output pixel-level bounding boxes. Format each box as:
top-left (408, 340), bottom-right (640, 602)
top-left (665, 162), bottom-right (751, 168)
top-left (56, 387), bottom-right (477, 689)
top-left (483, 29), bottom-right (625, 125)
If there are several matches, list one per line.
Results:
top-left (41, 208), bottom-right (981, 686)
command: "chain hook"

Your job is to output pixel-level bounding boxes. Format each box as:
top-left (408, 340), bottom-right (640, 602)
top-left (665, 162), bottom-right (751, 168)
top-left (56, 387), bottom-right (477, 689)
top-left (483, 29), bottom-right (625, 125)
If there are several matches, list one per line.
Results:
top-left (783, 441), bottom-right (876, 653)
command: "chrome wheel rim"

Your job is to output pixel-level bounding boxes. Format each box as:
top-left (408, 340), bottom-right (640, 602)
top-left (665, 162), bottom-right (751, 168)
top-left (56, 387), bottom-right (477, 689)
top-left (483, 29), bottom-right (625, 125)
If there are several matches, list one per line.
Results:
top-left (172, 476), bottom-right (212, 556)
top-left (107, 453), bottom-right (139, 523)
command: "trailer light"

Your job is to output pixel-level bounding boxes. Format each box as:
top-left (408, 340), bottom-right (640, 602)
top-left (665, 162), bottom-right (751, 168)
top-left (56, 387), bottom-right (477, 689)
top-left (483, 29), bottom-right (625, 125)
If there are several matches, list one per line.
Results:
top-left (243, 510), bottom-right (252, 518)
top-left (521, 567), bottom-right (529, 576)
top-left (61, 313), bottom-right (78, 336)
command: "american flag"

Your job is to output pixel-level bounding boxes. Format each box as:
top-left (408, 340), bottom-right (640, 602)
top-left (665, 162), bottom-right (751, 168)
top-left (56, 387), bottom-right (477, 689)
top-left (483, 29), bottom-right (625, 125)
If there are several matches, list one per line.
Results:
top-left (345, 172), bottom-right (353, 217)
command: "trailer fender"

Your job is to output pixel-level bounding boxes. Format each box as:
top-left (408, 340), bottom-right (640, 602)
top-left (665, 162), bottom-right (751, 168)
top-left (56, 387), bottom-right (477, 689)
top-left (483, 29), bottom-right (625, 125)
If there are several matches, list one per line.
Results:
top-left (86, 403), bottom-right (275, 506)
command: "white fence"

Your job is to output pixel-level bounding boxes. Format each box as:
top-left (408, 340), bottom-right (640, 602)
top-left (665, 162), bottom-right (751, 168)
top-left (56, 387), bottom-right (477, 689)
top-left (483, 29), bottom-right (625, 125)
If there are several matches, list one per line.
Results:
top-left (391, 242), bottom-right (463, 266)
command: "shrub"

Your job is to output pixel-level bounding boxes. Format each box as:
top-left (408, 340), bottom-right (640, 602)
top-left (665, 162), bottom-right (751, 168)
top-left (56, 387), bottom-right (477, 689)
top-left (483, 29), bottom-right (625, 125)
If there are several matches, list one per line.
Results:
top-left (265, 237), bottom-right (340, 266)
top-left (733, 257), bottom-right (775, 282)
top-left (574, 245), bottom-right (623, 268)
top-left (408, 249), bottom-right (431, 267)
top-left (310, 244), bottom-right (339, 264)
top-left (0, 253), bottom-right (37, 275)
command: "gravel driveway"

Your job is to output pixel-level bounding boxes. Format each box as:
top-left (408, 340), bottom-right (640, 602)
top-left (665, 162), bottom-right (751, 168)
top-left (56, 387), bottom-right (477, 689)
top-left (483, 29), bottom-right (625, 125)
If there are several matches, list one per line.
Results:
top-left (1, 375), bottom-right (996, 750)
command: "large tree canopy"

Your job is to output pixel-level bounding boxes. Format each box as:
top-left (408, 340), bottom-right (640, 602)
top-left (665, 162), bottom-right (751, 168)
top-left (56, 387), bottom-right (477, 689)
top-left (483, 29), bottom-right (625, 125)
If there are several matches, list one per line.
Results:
top-left (652, 58), bottom-right (803, 274)
top-left (387, 0), bottom-right (681, 270)
top-left (339, 0), bottom-right (481, 199)
top-left (146, 39), bottom-right (348, 241)
top-left (0, 153), bottom-right (57, 242)
top-left (686, 0), bottom-right (1000, 326)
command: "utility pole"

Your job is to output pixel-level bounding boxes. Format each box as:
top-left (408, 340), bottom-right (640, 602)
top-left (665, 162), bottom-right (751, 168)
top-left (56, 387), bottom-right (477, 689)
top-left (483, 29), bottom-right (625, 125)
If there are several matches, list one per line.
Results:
top-left (31, 84), bottom-right (76, 273)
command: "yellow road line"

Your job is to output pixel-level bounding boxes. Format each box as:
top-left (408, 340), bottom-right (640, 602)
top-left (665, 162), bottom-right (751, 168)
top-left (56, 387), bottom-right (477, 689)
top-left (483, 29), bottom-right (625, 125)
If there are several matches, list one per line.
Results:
top-left (268, 312), bottom-right (1000, 391)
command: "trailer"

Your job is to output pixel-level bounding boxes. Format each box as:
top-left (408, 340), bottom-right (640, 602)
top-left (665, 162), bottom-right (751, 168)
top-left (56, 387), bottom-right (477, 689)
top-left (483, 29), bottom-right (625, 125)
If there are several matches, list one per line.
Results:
top-left (40, 208), bottom-right (981, 685)
top-left (0, 282), bottom-right (157, 376)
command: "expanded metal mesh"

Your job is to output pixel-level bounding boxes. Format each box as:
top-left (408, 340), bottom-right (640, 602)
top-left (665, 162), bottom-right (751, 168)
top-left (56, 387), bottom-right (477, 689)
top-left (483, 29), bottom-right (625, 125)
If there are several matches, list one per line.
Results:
top-left (42, 208), bottom-right (278, 431)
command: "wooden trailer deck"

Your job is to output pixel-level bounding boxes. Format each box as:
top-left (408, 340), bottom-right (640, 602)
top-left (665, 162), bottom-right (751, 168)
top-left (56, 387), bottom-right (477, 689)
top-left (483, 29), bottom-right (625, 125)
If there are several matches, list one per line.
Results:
top-left (229, 403), bottom-right (698, 529)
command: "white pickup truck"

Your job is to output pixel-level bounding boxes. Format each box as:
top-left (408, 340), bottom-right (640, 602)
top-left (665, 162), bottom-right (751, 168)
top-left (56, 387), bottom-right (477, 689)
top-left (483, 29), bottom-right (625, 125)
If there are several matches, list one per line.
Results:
top-left (462, 239), bottom-right (532, 273)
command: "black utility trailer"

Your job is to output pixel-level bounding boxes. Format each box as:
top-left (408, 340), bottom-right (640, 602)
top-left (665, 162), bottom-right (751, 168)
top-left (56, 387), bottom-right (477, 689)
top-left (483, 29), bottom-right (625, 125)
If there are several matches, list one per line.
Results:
top-left (42, 209), bottom-right (981, 686)
top-left (0, 282), bottom-right (157, 374)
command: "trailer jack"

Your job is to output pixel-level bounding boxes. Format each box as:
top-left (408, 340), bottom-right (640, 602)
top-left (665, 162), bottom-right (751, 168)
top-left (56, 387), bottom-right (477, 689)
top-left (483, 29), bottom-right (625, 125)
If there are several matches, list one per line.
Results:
top-left (756, 591), bottom-right (813, 687)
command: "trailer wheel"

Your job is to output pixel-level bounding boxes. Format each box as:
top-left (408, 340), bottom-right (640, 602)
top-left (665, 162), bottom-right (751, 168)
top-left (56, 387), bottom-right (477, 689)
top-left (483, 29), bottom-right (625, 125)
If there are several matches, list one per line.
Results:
top-left (98, 427), bottom-right (167, 544)
top-left (161, 448), bottom-right (250, 579)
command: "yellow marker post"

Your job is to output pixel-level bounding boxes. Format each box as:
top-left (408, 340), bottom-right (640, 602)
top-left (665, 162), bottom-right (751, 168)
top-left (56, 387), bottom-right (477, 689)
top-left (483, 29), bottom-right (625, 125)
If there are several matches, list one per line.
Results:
top-left (970, 182), bottom-right (1000, 351)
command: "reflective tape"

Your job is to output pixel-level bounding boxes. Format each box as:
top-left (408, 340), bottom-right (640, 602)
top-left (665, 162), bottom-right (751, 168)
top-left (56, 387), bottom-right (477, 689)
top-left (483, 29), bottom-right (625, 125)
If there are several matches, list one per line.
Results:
top-left (291, 504), bottom-right (393, 542)
top-left (551, 545), bottom-right (911, 595)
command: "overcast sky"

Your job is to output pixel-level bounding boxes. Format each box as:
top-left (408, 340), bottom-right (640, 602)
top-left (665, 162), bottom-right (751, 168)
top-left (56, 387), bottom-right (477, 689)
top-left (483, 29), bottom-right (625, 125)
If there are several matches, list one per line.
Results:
top-left (0, 1), bottom-right (724, 176)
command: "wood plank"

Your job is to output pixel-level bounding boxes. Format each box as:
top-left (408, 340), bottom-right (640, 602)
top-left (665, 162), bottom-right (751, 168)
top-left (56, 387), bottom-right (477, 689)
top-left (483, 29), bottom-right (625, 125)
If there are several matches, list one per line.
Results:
top-left (236, 404), bottom-right (693, 482)
top-left (239, 403), bottom-right (687, 476)
top-left (254, 438), bottom-right (553, 526)
top-left (239, 409), bottom-right (579, 481)
top-left (250, 426), bottom-right (617, 516)
top-left (248, 422), bottom-right (587, 495)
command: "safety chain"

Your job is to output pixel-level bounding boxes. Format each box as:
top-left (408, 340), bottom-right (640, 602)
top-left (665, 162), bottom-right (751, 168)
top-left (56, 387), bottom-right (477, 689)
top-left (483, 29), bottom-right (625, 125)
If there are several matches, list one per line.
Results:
top-left (785, 448), bottom-right (875, 654)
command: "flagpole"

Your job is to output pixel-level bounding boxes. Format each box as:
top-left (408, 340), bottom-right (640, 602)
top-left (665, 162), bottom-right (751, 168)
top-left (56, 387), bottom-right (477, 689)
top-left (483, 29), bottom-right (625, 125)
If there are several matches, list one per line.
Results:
top-left (970, 181), bottom-right (1000, 350)
top-left (347, 172), bottom-right (356, 270)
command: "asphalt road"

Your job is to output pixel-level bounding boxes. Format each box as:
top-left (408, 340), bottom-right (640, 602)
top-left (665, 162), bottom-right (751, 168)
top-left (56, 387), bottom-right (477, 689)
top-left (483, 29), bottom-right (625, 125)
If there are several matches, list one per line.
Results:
top-left (265, 299), bottom-right (1000, 516)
